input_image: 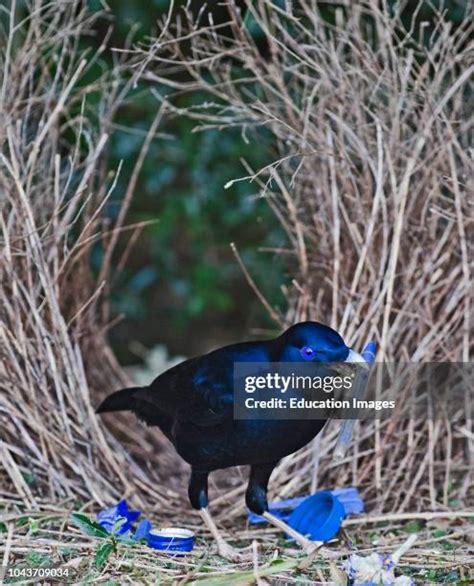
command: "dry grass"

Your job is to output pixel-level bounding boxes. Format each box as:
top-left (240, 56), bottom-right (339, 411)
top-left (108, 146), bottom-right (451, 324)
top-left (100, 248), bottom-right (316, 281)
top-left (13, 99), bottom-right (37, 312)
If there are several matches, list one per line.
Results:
top-left (140, 0), bottom-right (474, 516)
top-left (1, 503), bottom-right (473, 583)
top-left (0, 0), bottom-right (174, 511)
top-left (0, 0), bottom-right (473, 583)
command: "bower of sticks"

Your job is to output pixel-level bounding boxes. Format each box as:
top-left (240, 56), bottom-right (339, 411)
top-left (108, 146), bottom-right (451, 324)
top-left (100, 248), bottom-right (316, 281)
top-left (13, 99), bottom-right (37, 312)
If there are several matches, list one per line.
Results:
top-left (1, 1), bottom-right (472, 582)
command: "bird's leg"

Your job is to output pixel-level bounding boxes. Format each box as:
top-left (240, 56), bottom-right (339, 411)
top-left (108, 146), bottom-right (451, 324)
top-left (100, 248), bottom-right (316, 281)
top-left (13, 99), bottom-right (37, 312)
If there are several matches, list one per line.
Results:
top-left (246, 462), bottom-right (320, 555)
top-left (190, 468), bottom-right (248, 561)
top-left (262, 511), bottom-right (321, 553)
top-left (198, 507), bottom-right (248, 561)
top-left (245, 461), bottom-right (279, 516)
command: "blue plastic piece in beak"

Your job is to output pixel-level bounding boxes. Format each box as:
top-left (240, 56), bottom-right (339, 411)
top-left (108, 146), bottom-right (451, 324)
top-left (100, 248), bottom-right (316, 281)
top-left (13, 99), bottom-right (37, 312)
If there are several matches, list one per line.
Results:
top-left (362, 341), bottom-right (377, 364)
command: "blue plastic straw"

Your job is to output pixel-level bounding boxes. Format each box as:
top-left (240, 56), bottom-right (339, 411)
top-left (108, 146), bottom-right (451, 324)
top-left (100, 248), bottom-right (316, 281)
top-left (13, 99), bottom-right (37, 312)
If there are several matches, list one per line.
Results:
top-left (334, 341), bottom-right (377, 460)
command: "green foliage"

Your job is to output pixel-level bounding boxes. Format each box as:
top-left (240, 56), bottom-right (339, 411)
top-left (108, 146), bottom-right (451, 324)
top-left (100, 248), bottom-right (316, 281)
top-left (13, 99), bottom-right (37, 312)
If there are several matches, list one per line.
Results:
top-left (21, 471), bottom-right (35, 485)
top-left (24, 552), bottom-right (52, 567)
top-left (424, 569), bottom-right (461, 583)
top-left (403, 520), bottom-right (423, 533)
top-left (70, 511), bottom-right (136, 570)
top-left (70, 513), bottom-right (109, 539)
top-left (109, 111), bottom-right (278, 318)
top-left (28, 518), bottom-right (40, 534)
top-left (105, 88), bottom-right (285, 360)
top-left (95, 542), bottom-right (115, 569)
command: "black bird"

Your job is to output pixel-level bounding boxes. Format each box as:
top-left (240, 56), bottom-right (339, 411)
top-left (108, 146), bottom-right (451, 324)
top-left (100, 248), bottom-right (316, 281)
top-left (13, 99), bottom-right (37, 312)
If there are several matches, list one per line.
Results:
top-left (97, 321), bottom-right (366, 559)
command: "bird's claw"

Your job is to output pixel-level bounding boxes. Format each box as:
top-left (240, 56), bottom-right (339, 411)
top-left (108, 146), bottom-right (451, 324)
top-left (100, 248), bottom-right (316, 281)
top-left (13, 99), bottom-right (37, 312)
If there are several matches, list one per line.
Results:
top-left (217, 541), bottom-right (252, 562)
top-left (303, 542), bottom-right (320, 556)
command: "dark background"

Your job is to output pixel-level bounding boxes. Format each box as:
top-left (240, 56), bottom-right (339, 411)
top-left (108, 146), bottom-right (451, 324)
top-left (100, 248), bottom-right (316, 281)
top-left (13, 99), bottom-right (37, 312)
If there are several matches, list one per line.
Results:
top-left (82, 0), bottom-right (466, 364)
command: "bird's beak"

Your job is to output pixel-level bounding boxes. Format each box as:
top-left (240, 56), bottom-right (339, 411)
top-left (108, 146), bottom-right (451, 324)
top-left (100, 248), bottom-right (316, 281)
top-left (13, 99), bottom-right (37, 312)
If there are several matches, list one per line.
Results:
top-left (345, 349), bottom-right (369, 369)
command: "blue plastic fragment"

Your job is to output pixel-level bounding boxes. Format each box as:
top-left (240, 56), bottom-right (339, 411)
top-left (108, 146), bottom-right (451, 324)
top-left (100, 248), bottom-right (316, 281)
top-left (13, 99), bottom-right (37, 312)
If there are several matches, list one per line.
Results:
top-left (248, 487), bottom-right (364, 525)
top-left (97, 500), bottom-right (140, 535)
top-left (287, 491), bottom-right (345, 542)
top-left (134, 519), bottom-right (152, 541)
top-left (361, 341), bottom-right (377, 364)
top-left (333, 487), bottom-right (365, 515)
top-left (334, 341), bottom-right (377, 460)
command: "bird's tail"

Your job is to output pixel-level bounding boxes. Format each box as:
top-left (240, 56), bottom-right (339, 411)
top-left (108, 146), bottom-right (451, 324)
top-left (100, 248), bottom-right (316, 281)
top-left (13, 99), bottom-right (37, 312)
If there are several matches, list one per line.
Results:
top-left (96, 386), bottom-right (145, 414)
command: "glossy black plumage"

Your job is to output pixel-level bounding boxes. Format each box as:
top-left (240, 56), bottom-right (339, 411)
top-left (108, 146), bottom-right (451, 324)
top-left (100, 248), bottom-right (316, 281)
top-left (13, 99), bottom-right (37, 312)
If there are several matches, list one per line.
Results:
top-left (97, 322), bottom-right (351, 517)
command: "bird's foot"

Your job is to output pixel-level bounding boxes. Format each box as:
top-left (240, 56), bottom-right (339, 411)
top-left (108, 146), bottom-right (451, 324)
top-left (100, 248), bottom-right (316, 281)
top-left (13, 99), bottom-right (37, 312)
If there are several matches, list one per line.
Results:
top-left (216, 540), bottom-right (252, 562)
top-left (303, 542), bottom-right (321, 555)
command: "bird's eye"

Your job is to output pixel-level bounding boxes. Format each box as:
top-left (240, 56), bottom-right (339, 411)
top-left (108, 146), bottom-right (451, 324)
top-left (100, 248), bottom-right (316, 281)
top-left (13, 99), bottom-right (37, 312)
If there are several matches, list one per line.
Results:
top-left (300, 346), bottom-right (316, 360)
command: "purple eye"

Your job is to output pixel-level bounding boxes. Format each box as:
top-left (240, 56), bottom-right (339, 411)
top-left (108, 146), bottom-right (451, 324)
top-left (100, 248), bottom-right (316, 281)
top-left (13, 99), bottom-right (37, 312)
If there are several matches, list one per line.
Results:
top-left (300, 346), bottom-right (316, 360)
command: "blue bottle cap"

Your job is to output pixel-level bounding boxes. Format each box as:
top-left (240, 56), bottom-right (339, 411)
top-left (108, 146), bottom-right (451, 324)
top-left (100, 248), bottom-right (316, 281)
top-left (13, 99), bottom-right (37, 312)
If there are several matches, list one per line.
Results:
top-left (248, 487), bottom-right (364, 524)
top-left (147, 528), bottom-right (194, 553)
top-left (287, 491), bottom-right (345, 542)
